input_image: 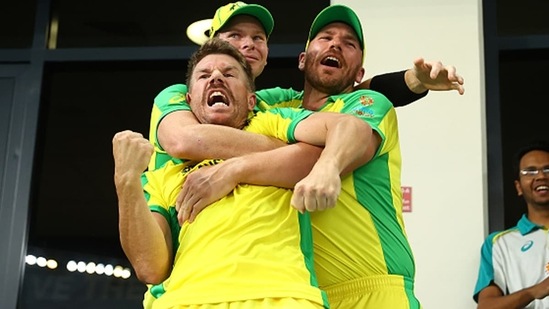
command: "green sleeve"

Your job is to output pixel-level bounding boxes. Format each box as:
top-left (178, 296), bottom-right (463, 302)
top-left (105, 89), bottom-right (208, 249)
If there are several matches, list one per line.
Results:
top-left (148, 84), bottom-right (189, 170)
top-left (246, 107), bottom-right (313, 143)
top-left (336, 90), bottom-right (396, 157)
top-left (255, 87), bottom-right (303, 112)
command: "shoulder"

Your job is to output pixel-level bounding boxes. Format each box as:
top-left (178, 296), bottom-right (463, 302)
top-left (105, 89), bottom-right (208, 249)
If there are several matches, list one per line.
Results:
top-left (256, 87), bottom-right (300, 99)
top-left (255, 87), bottom-right (303, 110)
top-left (483, 227), bottom-right (521, 248)
top-left (154, 84), bottom-right (188, 104)
top-left (336, 89), bottom-right (392, 106)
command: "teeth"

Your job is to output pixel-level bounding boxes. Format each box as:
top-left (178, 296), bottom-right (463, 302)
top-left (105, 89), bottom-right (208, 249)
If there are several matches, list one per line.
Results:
top-left (208, 91), bottom-right (228, 106)
top-left (535, 185), bottom-right (548, 191)
top-left (326, 56), bottom-right (339, 63)
top-left (209, 91), bottom-right (225, 99)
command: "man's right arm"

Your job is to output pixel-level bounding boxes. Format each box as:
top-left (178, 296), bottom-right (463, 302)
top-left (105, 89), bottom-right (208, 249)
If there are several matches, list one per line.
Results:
top-left (150, 84), bottom-right (286, 168)
top-left (113, 131), bottom-right (173, 284)
top-left (477, 280), bottom-right (549, 309)
top-left (158, 110), bottom-right (287, 161)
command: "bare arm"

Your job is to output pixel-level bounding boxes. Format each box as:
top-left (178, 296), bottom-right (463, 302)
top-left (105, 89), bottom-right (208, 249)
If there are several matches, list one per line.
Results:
top-left (158, 111), bottom-right (286, 160)
top-left (290, 112), bottom-right (376, 212)
top-left (113, 130), bottom-right (173, 284)
top-left (477, 280), bottom-right (549, 309)
top-left (176, 143), bottom-right (323, 223)
top-left (177, 112), bottom-right (376, 222)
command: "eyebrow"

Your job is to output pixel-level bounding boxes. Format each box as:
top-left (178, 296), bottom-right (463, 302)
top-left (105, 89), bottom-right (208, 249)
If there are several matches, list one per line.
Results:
top-left (522, 164), bottom-right (549, 169)
top-left (320, 28), bottom-right (359, 41)
top-left (196, 64), bottom-right (240, 74)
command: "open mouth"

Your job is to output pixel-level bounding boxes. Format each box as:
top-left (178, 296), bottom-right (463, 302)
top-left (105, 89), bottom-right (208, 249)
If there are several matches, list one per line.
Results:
top-left (535, 185), bottom-right (549, 192)
top-left (321, 56), bottom-right (341, 68)
top-left (207, 91), bottom-right (229, 107)
top-left (243, 53), bottom-right (259, 62)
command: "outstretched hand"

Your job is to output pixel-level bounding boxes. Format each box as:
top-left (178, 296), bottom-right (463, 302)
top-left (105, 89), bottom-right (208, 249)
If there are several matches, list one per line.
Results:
top-left (409, 57), bottom-right (465, 95)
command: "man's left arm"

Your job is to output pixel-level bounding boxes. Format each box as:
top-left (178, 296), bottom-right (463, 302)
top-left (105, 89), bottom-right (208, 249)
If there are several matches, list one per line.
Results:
top-left (359, 57), bottom-right (465, 107)
top-left (289, 111), bottom-right (379, 212)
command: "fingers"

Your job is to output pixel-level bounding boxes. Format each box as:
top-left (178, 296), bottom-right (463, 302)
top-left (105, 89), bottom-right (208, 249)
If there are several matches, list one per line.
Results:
top-left (412, 57), bottom-right (425, 68)
top-left (177, 191), bottom-right (196, 225)
top-left (177, 197), bottom-right (207, 224)
top-left (290, 194), bottom-right (305, 214)
top-left (291, 190), bottom-right (337, 213)
top-left (177, 204), bottom-right (191, 226)
top-left (429, 61), bottom-right (443, 79)
top-left (449, 68), bottom-right (465, 95)
top-left (176, 184), bottom-right (208, 225)
top-left (454, 82), bottom-right (465, 95)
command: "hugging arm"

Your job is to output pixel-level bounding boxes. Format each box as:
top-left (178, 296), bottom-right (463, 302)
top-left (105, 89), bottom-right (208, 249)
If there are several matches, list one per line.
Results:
top-left (178, 112), bottom-right (377, 222)
top-left (289, 112), bottom-right (377, 212)
top-left (158, 110), bottom-right (286, 161)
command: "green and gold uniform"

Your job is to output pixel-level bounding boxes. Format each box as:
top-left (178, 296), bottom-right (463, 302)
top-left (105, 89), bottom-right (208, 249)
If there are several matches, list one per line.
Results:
top-left (148, 85), bottom-right (421, 308)
top-left (143, 109), bottom-right (329, 309)
top-left (256, 88), bottom-right (420, 308)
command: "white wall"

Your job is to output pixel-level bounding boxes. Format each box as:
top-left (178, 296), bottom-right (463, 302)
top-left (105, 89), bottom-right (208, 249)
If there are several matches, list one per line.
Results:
top-left (335, 0), bottom-right (485, 308)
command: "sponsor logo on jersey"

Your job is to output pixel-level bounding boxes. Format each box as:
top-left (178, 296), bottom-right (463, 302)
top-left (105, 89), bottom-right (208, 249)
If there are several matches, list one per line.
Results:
top-left (353, 107), bottom-right (374, 118)
top-left (169, 94), bottom-right (186, 104)
top-left (521, 240), bottom-right (534, 252)
top-left (359, 95), bottom-right (374, 106)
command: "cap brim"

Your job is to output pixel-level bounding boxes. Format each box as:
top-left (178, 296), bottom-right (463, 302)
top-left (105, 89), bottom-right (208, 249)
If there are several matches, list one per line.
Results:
top-left (225, 4), bottom-right (274, 38)
top-left (186, 19), bottom-right (213, 46)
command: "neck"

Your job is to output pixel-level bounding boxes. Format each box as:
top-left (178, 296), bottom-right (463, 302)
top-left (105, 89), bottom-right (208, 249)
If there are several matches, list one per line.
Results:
top-left (301, 82), bottom-right (354, 111)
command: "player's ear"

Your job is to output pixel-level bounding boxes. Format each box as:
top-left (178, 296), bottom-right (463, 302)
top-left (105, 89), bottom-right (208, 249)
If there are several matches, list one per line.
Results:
top-left (355, 67), bottom-right (365, 84)
top-left (298, 52), bottom-right (306, 71)
top-left (186, 92), bottom-right (192, 104)
top-left (247, 94), bottom-right (256, 111)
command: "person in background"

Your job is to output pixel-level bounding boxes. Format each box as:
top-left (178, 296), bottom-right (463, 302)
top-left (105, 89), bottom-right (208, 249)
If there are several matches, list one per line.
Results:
top-left (474, 140), bottom-right (549, 309)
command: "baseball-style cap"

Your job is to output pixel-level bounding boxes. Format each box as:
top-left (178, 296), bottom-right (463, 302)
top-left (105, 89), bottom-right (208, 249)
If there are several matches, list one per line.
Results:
top-left (209, 2), bottom-right (274, 39)
top-left (306, 5), bottom-right (365, 51)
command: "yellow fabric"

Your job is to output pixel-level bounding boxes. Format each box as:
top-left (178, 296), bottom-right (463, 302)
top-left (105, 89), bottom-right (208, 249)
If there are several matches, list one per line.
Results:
top-left (147, 164), bottom-right (325, 307)
top-left (162, 297), bottom-right (323, 309)
top-left (144, 109), bottom-right (327, 308)
top-left (325, 275), bottom-right (421, 309)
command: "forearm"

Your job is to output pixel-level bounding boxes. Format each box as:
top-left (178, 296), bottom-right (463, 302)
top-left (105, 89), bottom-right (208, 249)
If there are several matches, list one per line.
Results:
top-left (315, 115), bottom-right (372, 175)
top-left (115, 174), bottom-right (171, 284)
top-left (158, 111), bottom-right (285, 161)
top-left (478, 290), bottom-right (536, 309)
top-left (365, 70), bottom-right (428, 107)
top-left (477, 284), bottom-right (540, 309)
top-left (222, 143), bottom-right (323, 188)
top-left (172, 123), bottom-right (286, 160)
top-left (224, 116), bottom-right (372, 188)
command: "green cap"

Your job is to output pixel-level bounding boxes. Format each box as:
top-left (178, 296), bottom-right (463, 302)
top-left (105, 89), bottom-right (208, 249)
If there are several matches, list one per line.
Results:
top-left (306, 5), bottom-right (365, 51)
top-left (210, 2), bottom-right (274, 39)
